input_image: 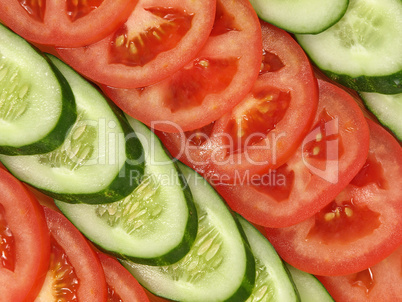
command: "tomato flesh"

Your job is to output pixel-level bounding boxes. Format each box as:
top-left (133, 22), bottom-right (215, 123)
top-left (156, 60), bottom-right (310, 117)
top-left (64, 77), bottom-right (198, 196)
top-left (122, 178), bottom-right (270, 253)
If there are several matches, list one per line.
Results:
top-left (108, 285), bottom-right (124, 302)
top-left (110, 7), bottom-right (193, 67)
top-left (350, 154), bottom-right (388, 189)
top-left (0, 204), bottom-right (15, 272)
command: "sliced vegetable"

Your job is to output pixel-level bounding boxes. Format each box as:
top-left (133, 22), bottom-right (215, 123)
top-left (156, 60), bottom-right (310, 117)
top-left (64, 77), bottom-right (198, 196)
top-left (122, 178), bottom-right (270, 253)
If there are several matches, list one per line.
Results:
top-left (0, 23), bottom-right (76, 155)
top-left (238, 215), bottom-right (300, 302)
top-left (296, 0), bottom-right (402, 94)
top-left (36, 206), bottom-right (108, 302)
top-left (265, 119), bottom-right (402, 276)
top-left (122, 162), bottom-right (255, 302)
top-left (0, 168), bottom-right (50, 302)
top-left (0, 0), bottom-right (138, 47)
top-left (56, 117), bottom-right (198, 265)
top-left (360, 91), bottom-right (402, 140)
top-left (249, 0), bottom-right (349, 34)
top-left (317, 246), bottom-right (402, 301)
top-left (103, 0), bottom-right (262, 132)
top-left (97, 252), bottom-right (150, 302)
top-left (57, 0), bottom-right (217, 88)
top-left (285, 263), bottom-right (334, 302)
top-left (214, 79), bottom-right (370, 228)
top-left (0, 55), bottom-right (144, 204)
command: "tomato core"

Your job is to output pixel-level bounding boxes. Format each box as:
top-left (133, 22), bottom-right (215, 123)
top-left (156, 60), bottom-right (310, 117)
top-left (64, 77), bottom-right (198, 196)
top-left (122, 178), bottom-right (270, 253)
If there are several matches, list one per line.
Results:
top-left (107, 285), bottom-right (123, 302)
top-left (308, 200), bottom-right (381, 244)
top-left (49, 236), bottom-right (79, 302)
top-left (19, 0), bottom-right (46, 22)
top-left (0, 204), bottom-right (15, 272)
top-left (186, 122), bottom-right (216, 147)
top-left (226, 88), bottom-right (290, 153)
top-left (254, 164), bottom-right (295, 202)
top-left (110, 7), bottom-right (193, 67)
top-left (163, 57), bottom-right (239, 112)
top-left (351, 268), bottom-right (376, 294)
top-left (350, 154), bottom-right (388, 189)
top-left (66, 0), bottom-right (104, 22)
top-left (304, 108), bottom-right (344, 161)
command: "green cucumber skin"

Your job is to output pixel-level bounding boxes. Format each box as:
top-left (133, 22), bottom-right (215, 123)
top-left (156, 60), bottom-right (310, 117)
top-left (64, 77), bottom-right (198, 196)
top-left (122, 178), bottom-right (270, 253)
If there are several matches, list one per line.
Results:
top-left (0, 27), bottom-right (78, 155)
top-left (323, 69), bottom-right (402, 95)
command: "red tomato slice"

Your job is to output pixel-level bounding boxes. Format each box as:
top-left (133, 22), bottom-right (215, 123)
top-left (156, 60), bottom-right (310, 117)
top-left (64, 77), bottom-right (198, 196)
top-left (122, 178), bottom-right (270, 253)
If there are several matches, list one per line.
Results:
top-left (36, 207), bottom-right (107, 302)
top-left (0, 169), bottom-right (50, 302)
top-left (0, 0), bottom-right (137, 47)
top-left (157, 21), bottom-right (317, 172)
top-left (317, 245), bottom-right (402, 301)
top-left (213, 79), bottom-right (370, 228)
top-left (97, 252), bottom-right (150, 302)
top-left (264, 119), bottom-right (402, 276)
top-left (101, 0), bottom-right (262, 132)
top-left (57, 0), bottom-right (217, 89)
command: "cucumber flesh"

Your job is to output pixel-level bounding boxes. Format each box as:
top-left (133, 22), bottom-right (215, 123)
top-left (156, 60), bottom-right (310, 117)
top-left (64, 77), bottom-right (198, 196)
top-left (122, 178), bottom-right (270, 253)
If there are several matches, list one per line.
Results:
top-left (0, 24), bottom-right (76, 155)
top-left (56, 118), bottom-right (198, 265)
top-left (285, 264), bottom-right (334, 302)
top-left (360, 92), bottom-right (402, 140)
top-left (296, 0), bottom-right (402, 94)
top-left (249, 0), bottom-right (349, 34)
top-left (0, 55), bottom-right (144, 204)
top-left (122, 162), bottom-right (255, 302)
top-left (237, 215), bottom-right (300, 302)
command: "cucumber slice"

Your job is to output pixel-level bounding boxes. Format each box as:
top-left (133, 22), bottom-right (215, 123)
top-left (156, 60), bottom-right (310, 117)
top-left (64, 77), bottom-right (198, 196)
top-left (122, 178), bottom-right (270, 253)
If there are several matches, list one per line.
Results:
top-left (249, 0), bottom-right (349, 34)
top-left (0, 24), bottom-right (76, 155)
top-left (285, 264), bottom-right (334, 302)
top-left (360, 92), bottom-right (402, 140)
top-left (296, 0), bottom-right (402, 94)
top-left (55, 118), bottom-right (198, 265)
top-left (122, 163), bottom-right (255, 302)
top-left (0, 55), bottom-right (144, 204)
top-left (237, 215), bottom-right (300, 302)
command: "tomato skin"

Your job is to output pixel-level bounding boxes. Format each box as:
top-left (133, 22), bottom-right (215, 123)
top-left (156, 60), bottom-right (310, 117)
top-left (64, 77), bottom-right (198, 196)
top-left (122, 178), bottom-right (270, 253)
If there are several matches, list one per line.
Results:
top-left (264, 119), bottom-right (402, 276)
top-left (0, 0), bottom-right (138, 47)
top-left (317, 246), bottom-right (402, 302)
top-left (0, 169), bottom-right (50, 302)
top-left (38, 207), bottom-right (108, 302)
top-left (97, 252), bottom-right (150, 302)
top-left (57, 0), bottom-right (217, 89)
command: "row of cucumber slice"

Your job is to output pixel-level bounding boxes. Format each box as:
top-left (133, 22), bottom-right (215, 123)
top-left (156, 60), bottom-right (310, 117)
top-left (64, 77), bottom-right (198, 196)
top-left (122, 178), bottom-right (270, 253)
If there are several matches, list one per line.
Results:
top-left (0, 23), bottom-right (334, 301)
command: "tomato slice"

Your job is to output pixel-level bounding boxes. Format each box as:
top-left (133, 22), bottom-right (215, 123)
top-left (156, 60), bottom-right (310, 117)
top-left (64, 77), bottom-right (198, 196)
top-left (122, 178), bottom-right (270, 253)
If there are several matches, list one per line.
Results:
top-left (57, 0), bottom-right (217, 89)
top-left (36, 207), bottom-right (107, 302)
top-left (317, 246), bottom-right (402, 301)
top-left (212, 79), bottom-right (370, 228)
top-left (0, 169), bottom-right (50, 302)
top-left (264, 119), bottom-right (402, 276)
top-left (0, 0), bottom-right (137, 47)
top-left (97, 252), bottom-right (150, 302)
top-left (101, 0), bottom-right (262, 131)
top-left (157, 21), bottom-right (317, 172)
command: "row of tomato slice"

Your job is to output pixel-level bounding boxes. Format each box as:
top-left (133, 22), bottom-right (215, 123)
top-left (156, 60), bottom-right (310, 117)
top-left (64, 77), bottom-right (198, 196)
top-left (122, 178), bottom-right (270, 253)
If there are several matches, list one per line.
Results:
top-left (0, 0), bottom-right (401, 301)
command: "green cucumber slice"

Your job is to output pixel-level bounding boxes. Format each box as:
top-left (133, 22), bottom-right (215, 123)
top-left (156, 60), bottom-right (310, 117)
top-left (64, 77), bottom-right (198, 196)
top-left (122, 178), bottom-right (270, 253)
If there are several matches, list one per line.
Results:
top-left (0, 24), bottom-right (76, 155)
top-left (360, 92), bottom-right (402, 140)
top-left (122, 163), bottom-right (255, 302)
top-left (237, 216), bottom-right (300, 302)
top-left (249, 0), bottom-right (349, 34)
top-left (285, 264), bottom-right (334, 302)
top-left (55, 117), bottom-right (198, 265)
top-left (296, 0), bottom-right (402, 94)
top-left (0, 55), bottom-right (144, 204)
